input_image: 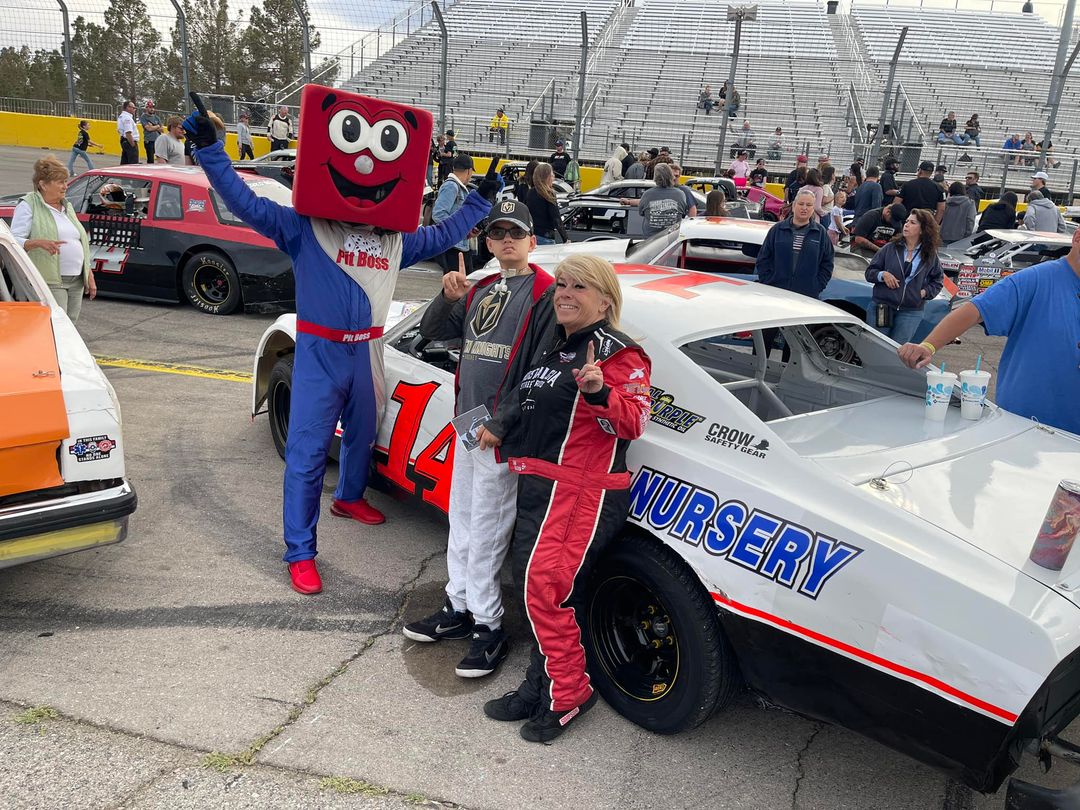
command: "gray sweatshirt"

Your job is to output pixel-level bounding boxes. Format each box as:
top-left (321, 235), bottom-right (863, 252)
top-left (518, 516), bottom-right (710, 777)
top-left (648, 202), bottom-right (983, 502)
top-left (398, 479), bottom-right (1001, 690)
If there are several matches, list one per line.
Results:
top-left (1024, 197), bottom-right (1067, 234)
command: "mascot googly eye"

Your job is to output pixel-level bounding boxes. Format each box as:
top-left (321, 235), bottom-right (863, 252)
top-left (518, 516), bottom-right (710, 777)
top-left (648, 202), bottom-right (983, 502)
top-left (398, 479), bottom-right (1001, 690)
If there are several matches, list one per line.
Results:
top-left (293, 84), bottom-right (433, 232)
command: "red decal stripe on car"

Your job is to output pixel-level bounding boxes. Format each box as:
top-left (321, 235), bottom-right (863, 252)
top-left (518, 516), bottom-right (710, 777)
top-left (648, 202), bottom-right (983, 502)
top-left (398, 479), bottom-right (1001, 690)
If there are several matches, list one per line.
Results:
top-left (711, 592), bottom-right (1020, 724)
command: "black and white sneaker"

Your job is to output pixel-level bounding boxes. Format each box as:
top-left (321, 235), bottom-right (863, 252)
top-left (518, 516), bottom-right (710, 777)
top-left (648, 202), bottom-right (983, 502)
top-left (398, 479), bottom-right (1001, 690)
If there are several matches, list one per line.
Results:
top-left (454, 624), bottom-right (508, 678)
top-left (403, 599), bottom-right (473, 642)
top-left (520, 691), bottom-right (598, 743)
top-left (483, 690), bottom-right (535, 722)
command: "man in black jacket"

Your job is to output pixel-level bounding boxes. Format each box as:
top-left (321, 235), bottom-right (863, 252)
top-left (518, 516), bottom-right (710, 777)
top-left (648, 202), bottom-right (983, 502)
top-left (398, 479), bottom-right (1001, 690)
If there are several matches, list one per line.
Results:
top-left (403, 200), bottom-right (555, 680)
top-left (978, 192), bottom-right (1019, 231)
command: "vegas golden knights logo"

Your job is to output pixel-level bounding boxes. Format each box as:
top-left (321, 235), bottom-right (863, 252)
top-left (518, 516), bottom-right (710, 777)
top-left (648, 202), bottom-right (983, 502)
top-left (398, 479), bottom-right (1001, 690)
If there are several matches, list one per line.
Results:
top-left (470, 286), bottom-right (510, 337)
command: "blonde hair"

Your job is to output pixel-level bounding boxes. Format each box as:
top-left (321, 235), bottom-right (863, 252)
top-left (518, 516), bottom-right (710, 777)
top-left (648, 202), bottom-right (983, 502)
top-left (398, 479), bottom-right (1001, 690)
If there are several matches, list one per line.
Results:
top-left (32, 155), bottom-right (68, 191)
top-left (554, 255), bottom-right (623, 329)
top-left (533, 161), bottom-right (556, 204)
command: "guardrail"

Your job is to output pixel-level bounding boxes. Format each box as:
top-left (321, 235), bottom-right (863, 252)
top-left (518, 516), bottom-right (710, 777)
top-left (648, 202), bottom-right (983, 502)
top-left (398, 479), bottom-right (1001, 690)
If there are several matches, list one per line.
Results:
top-left (0, 97), bottom-right (114, 120)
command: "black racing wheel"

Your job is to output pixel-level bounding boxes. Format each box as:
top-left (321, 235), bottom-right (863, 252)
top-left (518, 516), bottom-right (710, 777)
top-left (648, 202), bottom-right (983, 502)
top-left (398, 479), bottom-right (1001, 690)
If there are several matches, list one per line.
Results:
top-left (582, 532), bottom-right (741, 734)
top-left (182, 251), bottom-right (242, 315)
top-left (267, 354), bottom-right (294, 460)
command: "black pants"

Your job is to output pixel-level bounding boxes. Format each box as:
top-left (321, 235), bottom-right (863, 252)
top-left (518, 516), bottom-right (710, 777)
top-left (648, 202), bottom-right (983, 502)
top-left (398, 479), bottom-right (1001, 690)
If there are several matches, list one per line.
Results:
top-left (239, 143), bottom-right (254, 160)
top-left (120, 138), bottom-right (139, 164)
top-left (438, 247), bottom-right (472, 275)
top-left (270, 138), bottom-right (289, 152)
top-left (144, 140), bottom-right (156, 163)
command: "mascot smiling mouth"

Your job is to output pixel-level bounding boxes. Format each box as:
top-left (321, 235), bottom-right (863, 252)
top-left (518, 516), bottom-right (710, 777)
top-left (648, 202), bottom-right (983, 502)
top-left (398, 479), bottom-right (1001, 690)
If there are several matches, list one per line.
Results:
top-left (326, 162), bottom-right (400, 206)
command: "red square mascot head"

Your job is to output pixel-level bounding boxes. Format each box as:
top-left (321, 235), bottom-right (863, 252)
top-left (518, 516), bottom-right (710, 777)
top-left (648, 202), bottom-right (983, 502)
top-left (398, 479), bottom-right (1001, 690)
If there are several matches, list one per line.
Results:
top-left (292, 84), bottom-right (433, 232)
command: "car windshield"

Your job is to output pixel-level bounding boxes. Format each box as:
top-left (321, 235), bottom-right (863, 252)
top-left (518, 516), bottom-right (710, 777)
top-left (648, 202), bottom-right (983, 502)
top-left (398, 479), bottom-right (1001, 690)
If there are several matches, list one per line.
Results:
top-left (626, 228), bottom-right (681, 261)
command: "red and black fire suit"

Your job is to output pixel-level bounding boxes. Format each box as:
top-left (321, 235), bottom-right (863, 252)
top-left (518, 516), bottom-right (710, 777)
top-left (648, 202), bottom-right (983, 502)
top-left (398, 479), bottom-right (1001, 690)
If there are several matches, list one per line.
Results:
top-left (507, 320), bottom-right (651, 713)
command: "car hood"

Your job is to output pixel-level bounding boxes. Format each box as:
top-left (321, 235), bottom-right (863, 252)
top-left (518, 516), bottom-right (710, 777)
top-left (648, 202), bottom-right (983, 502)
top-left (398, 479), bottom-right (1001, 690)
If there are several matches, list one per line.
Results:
top-left (859, 413), bottom-right (1080, 597)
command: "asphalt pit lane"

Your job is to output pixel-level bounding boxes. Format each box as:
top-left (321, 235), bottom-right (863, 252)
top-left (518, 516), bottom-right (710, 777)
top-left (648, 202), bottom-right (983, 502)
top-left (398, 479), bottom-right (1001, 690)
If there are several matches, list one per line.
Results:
top-left (400, 581), bottom-right (528, 698)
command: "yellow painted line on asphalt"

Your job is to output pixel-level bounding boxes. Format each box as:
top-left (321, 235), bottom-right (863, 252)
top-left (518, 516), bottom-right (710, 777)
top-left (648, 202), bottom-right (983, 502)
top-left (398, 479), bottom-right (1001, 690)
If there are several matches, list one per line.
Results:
top-left (93, 355), bottom-right (251, 383)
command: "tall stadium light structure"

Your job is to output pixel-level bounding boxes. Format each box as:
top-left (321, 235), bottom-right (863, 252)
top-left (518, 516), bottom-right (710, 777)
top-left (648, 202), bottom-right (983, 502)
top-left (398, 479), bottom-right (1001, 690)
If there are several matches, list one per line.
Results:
top-left (714, 5), bottom-right (757, 175)
top-left (431, 2), bottom-right (448, 137)
top-left (55, 0), bottom-right (76, 116)
top-left (870, 26), bottom-right (907, 167)
top-left (574, 11), bottom-right (588, 164)
top-left (292, 0), bottom-right (312, 83)
top-left (167, 0), bottom-right (191, 106)
top-left (1040, 0), bottom-right (1077, 170)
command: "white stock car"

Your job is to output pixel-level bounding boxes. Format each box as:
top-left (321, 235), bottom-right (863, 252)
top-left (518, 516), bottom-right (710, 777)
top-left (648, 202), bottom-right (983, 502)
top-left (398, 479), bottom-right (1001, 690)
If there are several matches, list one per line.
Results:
top-left (252, 266), bottom-right (1080, 804)
top-left (0, 221), bottom-right (136, 568)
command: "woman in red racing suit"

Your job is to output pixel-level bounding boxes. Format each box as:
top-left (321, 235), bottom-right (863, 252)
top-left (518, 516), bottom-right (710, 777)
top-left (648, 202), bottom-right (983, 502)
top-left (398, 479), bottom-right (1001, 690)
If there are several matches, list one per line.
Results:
top-left (479, 254), bottom-right (652, 742)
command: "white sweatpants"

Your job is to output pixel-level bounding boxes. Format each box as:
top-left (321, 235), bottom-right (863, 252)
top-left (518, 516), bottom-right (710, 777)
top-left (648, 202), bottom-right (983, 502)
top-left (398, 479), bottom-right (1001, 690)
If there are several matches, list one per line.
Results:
top-left (445, 445), bottom-right (518, 629)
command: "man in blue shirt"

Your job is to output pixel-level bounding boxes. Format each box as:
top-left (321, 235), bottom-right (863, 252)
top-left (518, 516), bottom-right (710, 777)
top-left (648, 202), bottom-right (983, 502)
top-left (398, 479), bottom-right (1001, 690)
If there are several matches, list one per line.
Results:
top-left (898, 229), bottom-right (1080, 434)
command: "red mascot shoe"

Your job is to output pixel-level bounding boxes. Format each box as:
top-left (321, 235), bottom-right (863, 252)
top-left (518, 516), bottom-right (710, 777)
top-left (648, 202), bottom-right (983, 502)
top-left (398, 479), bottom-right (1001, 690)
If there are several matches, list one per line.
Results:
top-left (288, 560), bottom-right (323, 595)
top-left (330, 498), bottom-right (386, 525)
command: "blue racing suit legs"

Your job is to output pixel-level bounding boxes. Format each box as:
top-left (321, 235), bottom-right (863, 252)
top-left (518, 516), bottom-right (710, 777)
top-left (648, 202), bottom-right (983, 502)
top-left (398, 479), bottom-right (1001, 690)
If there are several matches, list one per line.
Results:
top-left (196, 141), bottom-right (491, 563)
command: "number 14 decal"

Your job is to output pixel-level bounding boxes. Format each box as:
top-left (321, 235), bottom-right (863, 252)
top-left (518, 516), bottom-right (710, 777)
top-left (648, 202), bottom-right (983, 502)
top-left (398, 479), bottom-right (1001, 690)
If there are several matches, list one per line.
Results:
top-left (376, 381), bottom-right (455, 513)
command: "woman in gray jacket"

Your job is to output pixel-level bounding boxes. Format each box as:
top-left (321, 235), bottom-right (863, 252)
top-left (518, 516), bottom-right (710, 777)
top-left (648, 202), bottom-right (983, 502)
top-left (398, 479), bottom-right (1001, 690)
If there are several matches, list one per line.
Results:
top-left (939, 182), bottom-right (976, 243)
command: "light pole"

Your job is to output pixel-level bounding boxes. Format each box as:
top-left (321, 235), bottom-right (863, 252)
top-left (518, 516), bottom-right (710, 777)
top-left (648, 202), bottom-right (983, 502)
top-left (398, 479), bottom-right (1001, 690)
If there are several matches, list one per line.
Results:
top-left (1040, 0), bottom-right (1077, 170)
top-left (714, 5), bottom-right (756, 175)
top-left (869, 26), bottom-right (907, 167)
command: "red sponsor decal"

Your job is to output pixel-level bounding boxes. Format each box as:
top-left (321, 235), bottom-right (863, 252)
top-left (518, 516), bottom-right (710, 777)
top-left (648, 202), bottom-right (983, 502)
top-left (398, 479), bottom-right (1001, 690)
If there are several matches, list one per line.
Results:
top-left (375, 380), bottom-right (454, 512)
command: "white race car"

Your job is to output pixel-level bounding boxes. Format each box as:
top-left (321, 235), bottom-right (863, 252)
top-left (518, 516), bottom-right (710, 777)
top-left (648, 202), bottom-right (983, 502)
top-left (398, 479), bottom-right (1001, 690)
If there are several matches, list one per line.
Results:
top-left (0, 221), bottom-right (136, 567)
top-left (252, 267), bottom-right (1080, 804)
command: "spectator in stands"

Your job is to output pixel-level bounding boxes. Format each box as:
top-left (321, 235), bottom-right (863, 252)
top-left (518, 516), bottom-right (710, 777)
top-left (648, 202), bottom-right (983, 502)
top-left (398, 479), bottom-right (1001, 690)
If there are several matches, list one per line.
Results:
top-left (601, 145), bottom-right (627, 186)
top-left (732, 121), bottom-right (756, 159)
top-left (1037, 139), bottom-right (1061, 168)
top-left (433, 153), bottom-right (476, 273)
top-left (1031, 171), bottom-right (1051, 199)
top-left (768, 127), bottom-right (783, 161)
top-left (899, 161), bottom-right (946, 223)
top-left (755, 188), bottom-right (834, 303)
top-left (1020, 132), bottom-right (1037, 166)
top-left (749, 159), bottom-right (768, 188)
top-left (828, 190), bottom-right (848, 246)
top-left (140, 100), bottom-right (162, 164)
top-left (1023, 190), bottom-right (1067, 233)
top-left (850, 202), bottom-right (907, 255)
top-left (705, 190), bottom-right (728, 217)
top-left (625, 152), bottom-right (648, 180)
top-left (881, 157), bottom-right (901, 202)
top-left (964, 114), bottom-right (982, 148)
top-left (978, 192), bottom-right (1019, 231)
top-left (850, 166), bottom-right (883, 219)
top-left (526, 163), bottom-right (568, 245)
top-left (865, 209), bottom-right (944, 345)
top-left (549, 140), bottom-right (571, 179)
top-left (1002, 133), bottom-right (1023, 164)
top-left (67, 120), bottom-right (99, 175)
top-left (637, 164), bottom-right (688, 237)
top-left (670, 163), bottom-right (697, 216)
top-left (117, 100), bottom-right (139, 165)
top-left (698, 85), bottom-right (715, 115)
top-left (237, 112), bottom-right (254, 161)
top-left (897, 228), bottom-right (1080, 435)
top-left (620, 143), bottom-right (636, 176)
top-left (801, 167), bottom-right (827, 222)
top-left (722, 81), bottom-right (740, 118)
top-left (489, 108), bottom-right (510, 144)
top-left (729, 150), bottom-right (750, 183)
top-left (936, 112), bottom-right (968, 145)
top-left (153, 117), bottom-right (186, 166)
top-left (940, 182), bottom-right (977, 243)
top-left (269, 106), bottom-right (291, 152)
top-left (965, 171), bottom-right (985, 204)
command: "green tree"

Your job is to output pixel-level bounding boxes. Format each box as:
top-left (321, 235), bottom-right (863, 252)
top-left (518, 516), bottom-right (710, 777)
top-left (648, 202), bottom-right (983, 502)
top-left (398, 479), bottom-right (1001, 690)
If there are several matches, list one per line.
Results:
top-left (0, 46), bottom-right (32, 98)
top-left (185, 0), bottom-right (244, 94)
top-left (104, 0), bottom-right (162, 101)
top-left (238, 0), bottom-right (320, 99)
top-left (27, 49), bottom-right (70, 102)
top-left (70, 15), bottom-right (119, 104)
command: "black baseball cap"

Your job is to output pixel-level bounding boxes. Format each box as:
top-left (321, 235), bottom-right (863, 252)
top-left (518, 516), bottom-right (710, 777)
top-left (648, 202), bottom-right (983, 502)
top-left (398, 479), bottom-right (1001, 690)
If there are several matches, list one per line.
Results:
top-left (886, 202), bottom-right (907, 222)
top-left (648, 147), bottom-right (659, 157)
top-left (486, 199), bottom-right (533, 233)
top-left (918, 160), bottom-right (935, 173)
top-left (452, 154), bottom-right (474, 171)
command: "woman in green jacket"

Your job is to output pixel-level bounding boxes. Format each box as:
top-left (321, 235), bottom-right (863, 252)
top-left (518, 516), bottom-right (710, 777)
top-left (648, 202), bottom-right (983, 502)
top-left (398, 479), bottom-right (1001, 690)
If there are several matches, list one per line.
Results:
top-left (10, 155), bottom-right (95, 322)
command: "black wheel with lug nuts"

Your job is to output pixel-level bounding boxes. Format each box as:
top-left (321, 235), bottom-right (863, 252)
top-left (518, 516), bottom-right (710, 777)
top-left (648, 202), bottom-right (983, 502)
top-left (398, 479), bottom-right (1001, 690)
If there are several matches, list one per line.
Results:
top-left (582, 532), bottom-right (741, 734)
top-left (182, 251), bottom-right (242, 315)
top-left (267, 354), bottom-right (294, 460)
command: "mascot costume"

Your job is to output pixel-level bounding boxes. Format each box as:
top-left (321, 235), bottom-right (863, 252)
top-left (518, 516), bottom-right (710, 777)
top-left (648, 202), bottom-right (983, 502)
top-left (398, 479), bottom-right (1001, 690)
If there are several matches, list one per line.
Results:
top-left (184, 88), bottom-right (501, 595)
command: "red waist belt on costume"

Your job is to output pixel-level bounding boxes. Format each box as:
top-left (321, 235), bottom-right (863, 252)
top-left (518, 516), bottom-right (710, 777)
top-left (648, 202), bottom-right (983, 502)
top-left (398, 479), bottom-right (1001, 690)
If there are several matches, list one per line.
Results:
top-left (508, 456), bottom-right (631, 490)
top-left (296, 319), bottom-right (384, 343)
